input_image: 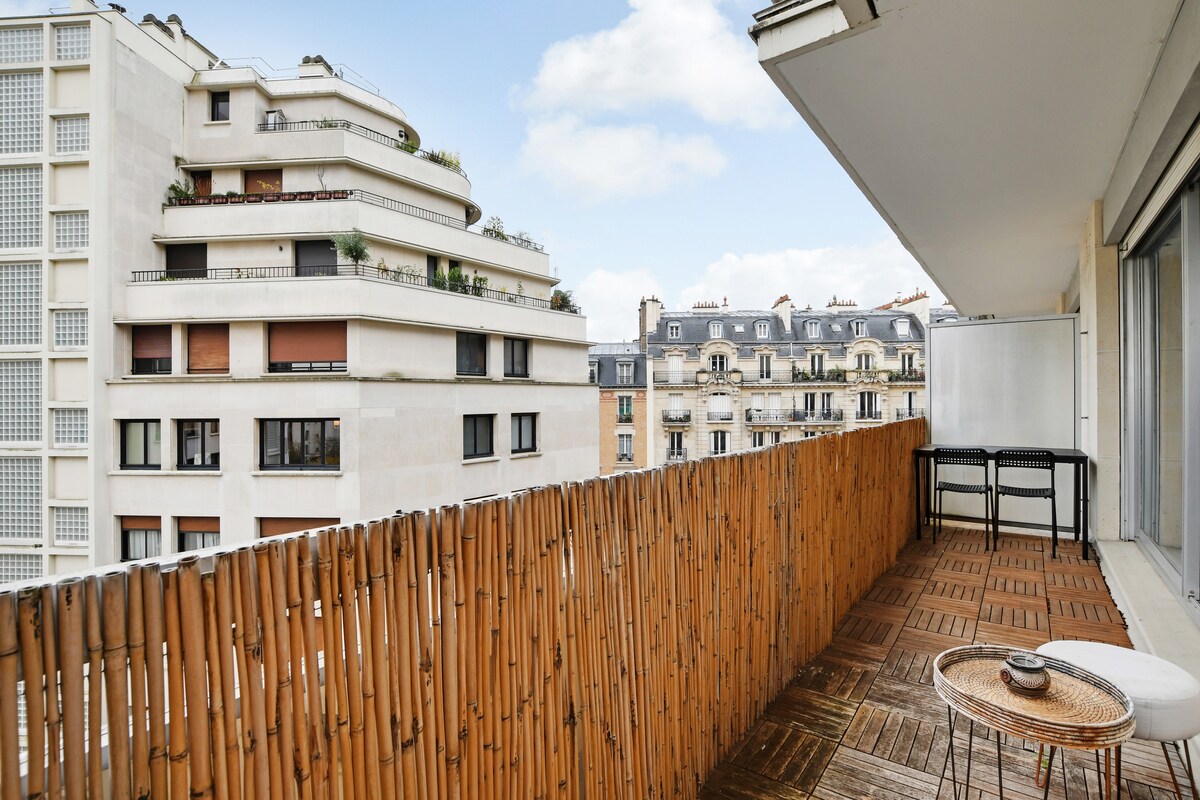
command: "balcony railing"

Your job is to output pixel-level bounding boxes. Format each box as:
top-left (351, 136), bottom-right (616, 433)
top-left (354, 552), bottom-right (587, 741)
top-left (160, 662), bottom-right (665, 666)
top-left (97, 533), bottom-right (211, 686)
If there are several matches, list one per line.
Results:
top-left (616, 376), bottom-right (635, 386)
top-left (857, 409), bottom-right (883, 420)
top-left (662, 410), bottom-right (692, 424)
top-left (745, 409), bottom-right (845, 423)
top-left (708, 411), bottom-right (734, 422)
top-left (896, 408), bottom-right (926, 420)
top-left (165, 188), bottom-right (545, 252)
top-left (666, 448), bottom-right (687, 461)
top-left (744, 409), bottom-right (790, 423)
top-left (267, 361), bottom-right (347, 373)
top-left (616, 451), bottom-right (634, 462)
top-left (0, 422), bottom-right (926, 800)
top-left (255, 118), bottom-right (469, 178)
top-left (888, 370), bottom-right (926, 382)
top-left (617, 413), bottom-right (634, 424)
top-left (653, 370), bottom-right (698, 384)
top-left (850, 368), bottom-right (884, 381)
top-left (130, 264), bottom-right (557, 310)
top-left (794, 369), bottom-right (847, 383)
top-left (741, 369), bottom-right (793, 384)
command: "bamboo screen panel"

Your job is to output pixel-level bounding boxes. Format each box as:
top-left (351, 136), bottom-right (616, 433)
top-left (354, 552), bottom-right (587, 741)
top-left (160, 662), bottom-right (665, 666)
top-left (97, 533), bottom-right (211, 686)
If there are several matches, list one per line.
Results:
top-left (0, 419), bottom-right (925, 800)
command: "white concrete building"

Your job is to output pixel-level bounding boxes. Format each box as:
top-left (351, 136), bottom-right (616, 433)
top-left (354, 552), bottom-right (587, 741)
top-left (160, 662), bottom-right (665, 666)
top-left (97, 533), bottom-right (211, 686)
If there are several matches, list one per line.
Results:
top-left (0, 2), bottom-right (595, 580)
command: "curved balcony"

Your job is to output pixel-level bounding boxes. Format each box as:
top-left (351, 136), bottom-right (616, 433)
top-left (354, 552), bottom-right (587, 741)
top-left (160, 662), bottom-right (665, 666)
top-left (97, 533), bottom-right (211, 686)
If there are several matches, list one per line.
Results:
top-left (794, 370), bottom-right (847, 383)
top-left (707, 411), bottom-right (734, 422)
top-left (856, 410), bottom-right (884, 421)
top-left (256, 119), bottom-right (468, 178)
top-left (744, 410), bottom-right (790, 424)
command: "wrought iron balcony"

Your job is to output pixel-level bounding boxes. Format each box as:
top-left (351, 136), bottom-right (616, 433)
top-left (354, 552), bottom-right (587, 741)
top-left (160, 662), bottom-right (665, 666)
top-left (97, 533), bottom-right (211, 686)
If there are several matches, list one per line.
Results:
top-left (616, 452), bottom-right (634, 462)
top-left (745, 410), bottom-right (790, 423)
top-left (662, 410), bottom-right (692, 424)
top-left (896, 408), bottom-right (926, 420)
top-left (708, 411), bottom-right (734, 422)
top-left (856, 410), bottom-right (883, 420)
top-left (850, 368), bottom-right (885, 381)
top-left (887, 369), bottom-right (927, 382)
top-left (742, 369), bottom-right (793, 384)
top-left (617, 413), bottom-right (634, 424)
top-left (666, 448), bottom-right (687, 461)
top-left (793, 369), bottom-right (848, 383)
top-left (792, 409), bottom-right (844, 423)
top-left (653, 370), bottom-right (698, 384)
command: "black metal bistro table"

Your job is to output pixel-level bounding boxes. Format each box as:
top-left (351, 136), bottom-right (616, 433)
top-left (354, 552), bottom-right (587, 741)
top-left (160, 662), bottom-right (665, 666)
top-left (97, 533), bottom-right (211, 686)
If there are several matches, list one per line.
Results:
top-left (913, 444), bottom-right (1091, 560)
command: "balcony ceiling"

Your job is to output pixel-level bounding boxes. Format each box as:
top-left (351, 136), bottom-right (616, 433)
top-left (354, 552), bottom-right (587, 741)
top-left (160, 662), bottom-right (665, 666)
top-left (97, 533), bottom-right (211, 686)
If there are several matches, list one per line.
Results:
top-left (757, 0), bottom-right (1179, 317)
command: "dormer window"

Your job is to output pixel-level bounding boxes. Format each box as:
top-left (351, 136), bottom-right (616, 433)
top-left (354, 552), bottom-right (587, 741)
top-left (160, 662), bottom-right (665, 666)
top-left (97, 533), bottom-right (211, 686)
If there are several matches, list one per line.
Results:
top-left (852, 320), bottom-right (867, 337)
top-left (667, 321), bottom-right (680, 340)
top-left (806, 320), bottom-right (820, 338)
top-left (755, 321), bottom-right (769, 339)
top-left (617, 361), bottom-right (633, 385)
top-left (588, 361), bottom-right (597, 384)
top-left (708, 321), bottom-right (723, 339)
top-left (895, 318), bottom-right (911, 338)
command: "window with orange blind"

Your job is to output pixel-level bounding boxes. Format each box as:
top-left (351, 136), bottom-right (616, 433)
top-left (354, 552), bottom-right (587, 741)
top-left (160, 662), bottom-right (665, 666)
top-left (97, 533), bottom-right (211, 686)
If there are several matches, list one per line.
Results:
top-left (178, 516), bottom-right (219, 552)
top-left (267, 321), bottom-right (346, 372)
top-left (121, 516), bottom-right (161, 561)
top-left (187, 323), bottom-right (229, 373)
top-left (244, 168), bottom-right (282, 194)
top-left (258, 518), bottom-right (340, 538)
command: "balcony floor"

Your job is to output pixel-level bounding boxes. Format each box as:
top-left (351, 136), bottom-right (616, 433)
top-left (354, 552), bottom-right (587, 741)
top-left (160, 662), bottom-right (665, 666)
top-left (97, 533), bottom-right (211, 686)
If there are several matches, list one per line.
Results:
top-left (700, 525), bottom-right (1187, 800)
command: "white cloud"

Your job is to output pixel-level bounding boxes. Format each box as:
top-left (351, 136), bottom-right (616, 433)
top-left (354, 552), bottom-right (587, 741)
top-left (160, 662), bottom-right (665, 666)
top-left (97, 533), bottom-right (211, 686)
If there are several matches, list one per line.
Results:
top-left (0, 0), bottom-right (53, 15)
top-left (524, 0), bottom-right (791, 130)
top-left (577, 267), bottom-right (667, 342)
top-left (522, 113), bottom-right (725, 203)
top-left (676, 237), bottom-right (934, 312)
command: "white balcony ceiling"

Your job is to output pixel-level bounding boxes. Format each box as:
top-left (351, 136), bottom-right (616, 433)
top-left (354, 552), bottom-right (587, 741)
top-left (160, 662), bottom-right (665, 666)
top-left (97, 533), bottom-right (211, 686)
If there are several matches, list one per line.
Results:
top-left (758, 0), bottom-right (1180, 317)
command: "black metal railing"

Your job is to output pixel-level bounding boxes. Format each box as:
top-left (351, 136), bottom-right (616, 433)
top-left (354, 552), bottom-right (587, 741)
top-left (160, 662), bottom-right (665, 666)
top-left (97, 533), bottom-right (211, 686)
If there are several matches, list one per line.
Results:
top-left (617, 413), bottom-right (634, 424)
top-left (707, 411), bottom-right (733, 422)
top-left (744, 409), bottom-right (845, 423)
top-left (666, 448), bottom-right (687, 461)
top-left (661, 410), bottom-right (692, 424)
top-left (744, 410), bottom-right (790, 423)
top-left (131, 358), bottom-right (171, 375)
top-left (896, 408), bottom-right (925, 420)
top-left (255, 119), bottom-right (469, 178)
top-left (165, 188), bottom-right (545, 252)
top-left (616, 452), bottom-right (634, 463)
top-left (129, 264), bottom-right (557, 310)
top-left (887, 370), bottom-right (926, 382)
top-left (792, 409), bottom-right (844, 422)
top-left (856, 410), bottom-right (883, 420)
top-left (742, 369), bottom-right (793, 384)
top-left (267, 361), bottom-right (347, 373)
top-left (794, 370), bottom-right (848, 383)
top-left (850, 369), bottom-right (884, 381)
top-left (652, 371), bottom-right (698, 384)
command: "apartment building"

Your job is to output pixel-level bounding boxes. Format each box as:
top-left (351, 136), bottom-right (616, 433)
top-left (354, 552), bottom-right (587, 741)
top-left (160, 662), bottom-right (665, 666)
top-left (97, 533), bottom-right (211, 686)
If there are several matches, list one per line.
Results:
top-left (0, 1), bottom-right (595, 582)
top-left (640, 293), bottom-right (934, 464)
top-left (588, 343), bottom-right (649, 474)
top-left (751, 0), bottom-right (1200, 653)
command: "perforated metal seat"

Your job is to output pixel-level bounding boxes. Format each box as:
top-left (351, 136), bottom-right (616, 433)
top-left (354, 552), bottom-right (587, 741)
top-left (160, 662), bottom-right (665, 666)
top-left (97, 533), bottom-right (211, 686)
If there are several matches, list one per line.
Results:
top-left (994, 448), bottom-right (1058, 556)
top-left (932, 447), bottom-right (993, 545)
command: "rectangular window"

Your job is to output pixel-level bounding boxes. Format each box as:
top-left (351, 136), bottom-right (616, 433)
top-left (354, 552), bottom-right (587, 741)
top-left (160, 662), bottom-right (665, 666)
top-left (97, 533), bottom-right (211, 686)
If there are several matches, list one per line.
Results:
top-left (463, 414), bottom-right (494, 459)
top-left (260, 419), bottom-right (340, 469)
top-left (0, 28), bottom-right (43, 63)
top-left (244, 168), bottom-right (283, 193)
top-left (901, 352), bottom-right (916, 373)
top-left (617, 433), bottom-right (633, 462)
top-left (667, 322), bottom-right (680, 340)
top-left (756, 321), bottom-right (769, 339)
top-left (294, 239), bottom-right (336, 277)
top-left (667, 431), bottom-right (684, 460)
top-left (504, 338), bottom-right (529, 377)
top-left (617, 395), bottom-right (633, 423)
top-left (895, 318), bottom-right (911, 338)
top-left (803, 392), bottom-right (817, 412)
top-left (426, 254), bottom-right (438, 285)
top-left (806, 320), bottom-right (820, 338)
top-left (752, 431), bottom-right (767, 448)
top-left (511, 413), bottom-right (536, 454)
top-left (132, 325), bottom-right (171, 374)
top-left (853, 320), bottom-right (867, 337)
top-left (210, 90), bottom-right (230, 122)
top-left (708, 321), bottom-right (722, 339)
top-left (710, 430), bottom-right (728, 456)
top-left (0, 72), bottom-right (43, 154)
top-left (53, 309), bottom-right (87, 348)
top-left (617, 362), bottom-right (633, 385)
top-left (54, 24), bottom-right (89, 60)
top-left (821, 392), bottom-right (833, 411)
top-left (857, 392), bottom-right (879, 419)
top-left (190, 170), bottom-right (212, 197)
top-left (758, 354), bottom-right (771, 379)
top-left (810, 353), bottom-right (824, 374)
top-left (708, 354), bottom-right (727, 372)
top-left (0, 263), bottom-right (40, 346)
top-left (54, 116), bottom-right (89, 154)
top-left (52, 408), bottom-right (87, 447)
top-left (177, 517), bottom-right (220, 553)
top-left (0, 359), bottom-right (40, 442)
top-left (188, 323), bottom-right (229, 374)
top-left (165, 242), bottom-right (207, 278)
top-left (178, 419), bottom-right (220, 469)
top-left (456, 332), bottom-right (487, 376)
top-left (120, 420), bottom-right (162, 469)
top-left (588, 361), bottom-right (598, 384)
top-left (53, 211), bottom-right (89, 251)
top-left (121, 518), bottom-right (161, 562)
top-left (0, 166), bottom-right (43, 249)
top-left (53, 506), bottom-right (88, 546)
top-left (267, 320), bottom-right (346, 372)
top-left (855, 353), bottom-right (875, 370)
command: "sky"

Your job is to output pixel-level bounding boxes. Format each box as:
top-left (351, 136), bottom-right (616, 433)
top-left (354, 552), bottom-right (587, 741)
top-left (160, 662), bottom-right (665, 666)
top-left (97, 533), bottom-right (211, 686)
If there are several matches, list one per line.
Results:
top-left (2, 0), bottom-right (933, 340)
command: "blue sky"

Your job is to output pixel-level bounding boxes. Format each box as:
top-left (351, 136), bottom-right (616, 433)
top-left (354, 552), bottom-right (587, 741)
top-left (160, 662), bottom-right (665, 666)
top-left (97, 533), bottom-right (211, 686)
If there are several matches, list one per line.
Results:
top-left (4, 0), bottom-right (931, 340)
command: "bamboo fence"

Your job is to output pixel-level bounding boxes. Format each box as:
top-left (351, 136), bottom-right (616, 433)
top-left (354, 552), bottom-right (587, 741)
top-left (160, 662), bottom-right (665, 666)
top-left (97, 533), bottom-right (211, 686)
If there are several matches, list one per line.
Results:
top-left (0, 419), bottom-right (925, 799)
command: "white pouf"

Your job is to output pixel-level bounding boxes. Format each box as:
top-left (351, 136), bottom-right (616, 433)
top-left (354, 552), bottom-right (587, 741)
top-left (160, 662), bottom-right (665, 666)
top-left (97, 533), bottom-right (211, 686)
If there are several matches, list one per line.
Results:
top-left (1036, 640), bottom-right (1200, 743)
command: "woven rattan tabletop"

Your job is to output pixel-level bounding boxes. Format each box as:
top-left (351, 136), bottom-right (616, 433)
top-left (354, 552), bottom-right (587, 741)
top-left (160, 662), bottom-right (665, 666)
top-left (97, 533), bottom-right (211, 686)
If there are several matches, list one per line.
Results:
top-left (933, 644), bottom-right (1135, 750)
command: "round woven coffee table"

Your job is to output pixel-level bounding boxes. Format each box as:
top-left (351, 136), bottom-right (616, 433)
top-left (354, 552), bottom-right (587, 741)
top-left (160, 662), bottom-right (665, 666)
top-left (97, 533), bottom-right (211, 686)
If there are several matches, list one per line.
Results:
top-left (934, 645), bottom-right (1135, 800)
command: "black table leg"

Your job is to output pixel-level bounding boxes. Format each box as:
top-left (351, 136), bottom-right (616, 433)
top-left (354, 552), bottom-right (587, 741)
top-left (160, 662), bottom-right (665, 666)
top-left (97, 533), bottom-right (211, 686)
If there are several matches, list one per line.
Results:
top-left (1073, 460), bottom-right (1081, 543)
top-left (914, 453), bottom-right (922, 540)
top-left (1083, 459), bottom-right (1091, 561)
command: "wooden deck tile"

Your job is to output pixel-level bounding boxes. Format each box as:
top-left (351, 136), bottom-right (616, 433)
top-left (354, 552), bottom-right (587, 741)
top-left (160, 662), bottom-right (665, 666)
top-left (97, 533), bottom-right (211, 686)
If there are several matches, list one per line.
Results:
top-left (697, 526), bottom-right (1172, 800)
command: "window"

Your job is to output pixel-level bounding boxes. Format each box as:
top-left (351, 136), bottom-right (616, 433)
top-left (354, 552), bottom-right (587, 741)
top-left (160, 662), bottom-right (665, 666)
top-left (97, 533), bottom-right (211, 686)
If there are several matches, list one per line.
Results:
top-left (709, 321), bottom-right (723, 339)
top-left (895, 318), bottom-right (911, 338)
top-left (166, 243), bottom-right (207, 279)
top-left (53, 408), bottom-right (87, 447)
top-left (260, 419), bottom-right (340, 469)
top-left (617, 361), bottom-right (633, 385)
top-left (259, 517), bottom-right (340, 538)
top-left (178, 517), bottom-right (219, 553)
top-left (756, 321), bottom-right (769, 339)
top-left (426, 254), bottom-right (438, 285)
top-left (617, 395), bottom-right (633, 423)
top-left (120, 420), bottom-right (162, 469)
top-left (54, 116), bottom-right (89, 154)
top-left (0, 167), bottom-right (42, 249)
top-left (758, 354), bottom-right (772, 379)
top-left (53, 506), bottom-right (88, 546)
top-left (0, 72), bottom-right (42, 154)
top-left (667, 431), bottom-right (685, 459)
top-left (810, 353), bottom-right (824, 374)
top-left (772, 431), bottom-right (782, 445)
top-left (268, 321), bottom-right (346, 372)
top-left (0, 263), bottom-right (40, 345)
top-left (0, 28), bottom-right (42, 63)
top-left (855, 353), bottom-right (875, 370)
top-left (191, 170), bottom-right (212, 197)
top-left (821, 392), bottom-right (833, 411)
top-left (708, 354), bottom-right (727, 372)
top-left (121, 519), bottom-right (161, 562)
top-left (53, 310), bottom-right (87, 348)
top-left (210, 90), bottom-right (230, 122)
top-left (588, 361), bottom-right (598, 384)
top-left (667, 322), bottom-right (681, 340)
top-left (463, 414), bottom-right (494, 459)
top-left (132, 325), bottom-right (171, 374)
top-left (188, 324), bottom-right (229, 374)
top-left (511, 413), bottom-right (536, 454)
top-left (504, 338), bottom-right (529, 377)
top-left (0, 359), bottom-right (40, 442)
top-left (857, 392), bottom-right (879, 420)
top-left (751, 431), bottom-right (767, 448)
top-left (710, 430), bottom-right (729, 455)
top-left (54, 24), bottom-right (89, 60)
top-left (456, 332), bottom-right (487, 376)
top-left (178, 419), bottom-right (220, 469)
top-left (708, 393), bottom-right (732, 421)
top-left (244, 168), bottom-right (282, 194)
top-left (803, 392), bottom-right (817, 412)
top-left (617, 433), bottom-right (633, 462)
top-left (53, 212), bottom-right (89, 250)
top-left (852, 320), bottom-right (867, 337)
top-left (806, 320), bottom-right (821, 338)
top-left (0, 457), bottom-right (40, 540)
top-left (294, 239), bottom-right (336, 277)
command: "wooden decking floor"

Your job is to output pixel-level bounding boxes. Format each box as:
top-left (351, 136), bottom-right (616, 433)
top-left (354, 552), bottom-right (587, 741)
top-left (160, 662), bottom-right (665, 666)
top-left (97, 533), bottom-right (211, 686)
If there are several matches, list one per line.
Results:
top-left (700, 526), bottom-right (1192, 800)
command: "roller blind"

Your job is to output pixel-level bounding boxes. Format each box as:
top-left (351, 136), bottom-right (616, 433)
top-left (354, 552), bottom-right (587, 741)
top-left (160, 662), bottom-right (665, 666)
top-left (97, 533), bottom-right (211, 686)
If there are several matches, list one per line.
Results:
top-left (259, 517), bottom-right (339, 538)
top-left (188, 324), bottom-right (229, 373)
top-left (132, 326), bottom-right (171, 358)
top-left (268, 321), bottom-right (346, 362)
top-left (177, 516), bottom-right (220, 533)
top-left (244, 169), bottom-right (282, 193)
top-left (121, 515), bottom-right (161, 530)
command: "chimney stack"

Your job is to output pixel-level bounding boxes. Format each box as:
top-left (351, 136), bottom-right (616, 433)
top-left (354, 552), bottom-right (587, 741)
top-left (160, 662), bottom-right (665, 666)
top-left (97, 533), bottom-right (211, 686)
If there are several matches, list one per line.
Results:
top-left (772, 294), bottom-right (793, 333)
top-left (639, 296), bottom-right (662, 349)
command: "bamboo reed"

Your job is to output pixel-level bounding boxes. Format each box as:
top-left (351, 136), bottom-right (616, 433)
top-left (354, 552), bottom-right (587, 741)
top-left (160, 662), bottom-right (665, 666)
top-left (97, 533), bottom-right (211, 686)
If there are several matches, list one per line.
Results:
top-left (202, 573), bottom-right (231, 800)
top-left (85, 576), bottom-right (103, 799)
top-left (127, 566), bottom-right (152, 800)
top-left (57, 578), bottom-right (85, 799)
top-left (16, 589), bottom-right (45, 799)
top-left (163, 569), bottom-right (190, 800)
top-left (142, 565), bottom-right (168, 800)
top-left (215, 556), bottom-right (243, 800)
top-left (101, 571), bottom-right (132, 800)
top-left (40, 585), bottom-right (63, 800)
top-left (0, 593), bottom-right (18, 800)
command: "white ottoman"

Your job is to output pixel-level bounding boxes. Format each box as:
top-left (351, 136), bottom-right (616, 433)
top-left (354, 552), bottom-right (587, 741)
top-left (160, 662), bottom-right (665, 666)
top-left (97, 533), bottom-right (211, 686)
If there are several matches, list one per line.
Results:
top-left (1037, 640), bottom-right (1200, 799)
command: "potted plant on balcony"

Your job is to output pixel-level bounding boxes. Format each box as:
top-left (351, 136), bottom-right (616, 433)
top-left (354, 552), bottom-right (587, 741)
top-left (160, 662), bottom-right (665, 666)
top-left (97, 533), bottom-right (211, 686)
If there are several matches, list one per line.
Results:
top-left (332, 228), bottom-right (370, 269)
top-left (210, 192), bottom-right (229, 205)
top-left (167, 179), bottom-right (195, 206)
top-left (297, 189), bottom-right (315, 201)
top-left (263, 192), bottom-right (280, 202)
top-left (550, 289), bottom-right (579, 313)
top-left (245, 192), bottom-right (262, 203)
top-left (226, 190), bottom-right (245, 204)
top-left (278, 189), bottom-right (297, 202)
